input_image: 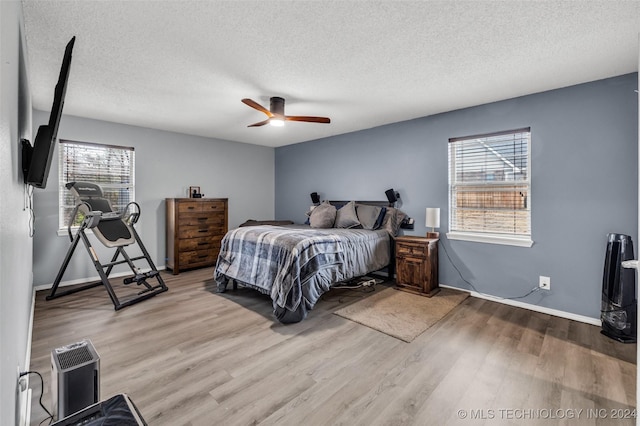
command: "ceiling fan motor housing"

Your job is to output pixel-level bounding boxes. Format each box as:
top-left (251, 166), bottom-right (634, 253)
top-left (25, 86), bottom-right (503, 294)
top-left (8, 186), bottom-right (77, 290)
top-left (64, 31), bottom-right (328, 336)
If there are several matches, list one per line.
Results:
top-left (270, 97), bottom-right (285, 115)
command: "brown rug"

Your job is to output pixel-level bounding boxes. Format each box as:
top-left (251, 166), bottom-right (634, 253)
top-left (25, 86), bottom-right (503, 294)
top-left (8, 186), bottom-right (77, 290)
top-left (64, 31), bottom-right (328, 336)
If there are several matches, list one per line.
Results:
top-left (334, 286), bottom-right (469, 342)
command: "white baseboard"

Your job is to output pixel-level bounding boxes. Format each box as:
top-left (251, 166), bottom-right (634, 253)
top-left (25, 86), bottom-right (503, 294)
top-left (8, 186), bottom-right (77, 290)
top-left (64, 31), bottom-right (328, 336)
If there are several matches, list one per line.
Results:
top-left (440, 284), bottom-right (601, 327)
top-left (34, 265), bottom-right (166, 291)
top-left (17, 384), bottom-right (31, 426)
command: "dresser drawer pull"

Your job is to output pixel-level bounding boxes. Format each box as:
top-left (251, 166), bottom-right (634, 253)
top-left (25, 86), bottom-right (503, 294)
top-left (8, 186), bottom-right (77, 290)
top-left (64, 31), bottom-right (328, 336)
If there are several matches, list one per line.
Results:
top-left (197, 242), bottom-right (208, 246)
top-left (198, 229), bottom-right (208, 233)
top-left (197, 217), bottom-right (207, 221)
top-left (198, 254), bottom-right (208, 259)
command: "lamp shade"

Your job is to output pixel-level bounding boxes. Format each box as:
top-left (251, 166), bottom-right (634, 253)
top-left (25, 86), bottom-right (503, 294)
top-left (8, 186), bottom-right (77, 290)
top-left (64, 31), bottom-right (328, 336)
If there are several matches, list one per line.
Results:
top-left (425, 207), bottom-right (440, 229)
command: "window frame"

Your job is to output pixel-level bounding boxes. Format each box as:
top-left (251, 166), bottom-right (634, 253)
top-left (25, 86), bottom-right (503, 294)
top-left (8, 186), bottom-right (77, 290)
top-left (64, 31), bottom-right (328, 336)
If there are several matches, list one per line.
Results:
top-left (58, 139), bottom-right (135, 235)
top-left (447, 128), bottom-right (533, 248)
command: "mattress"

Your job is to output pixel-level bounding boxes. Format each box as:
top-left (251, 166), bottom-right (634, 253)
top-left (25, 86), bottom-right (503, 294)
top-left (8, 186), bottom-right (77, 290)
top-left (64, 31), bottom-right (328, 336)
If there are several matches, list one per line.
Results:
top-left (214, 225), bottom-right (391, 322)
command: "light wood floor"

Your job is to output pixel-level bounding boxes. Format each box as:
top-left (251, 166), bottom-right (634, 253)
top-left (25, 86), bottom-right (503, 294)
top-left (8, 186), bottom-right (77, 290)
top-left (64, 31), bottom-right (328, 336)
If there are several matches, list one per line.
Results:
top-left (29, 268), bottom-right (636, 425)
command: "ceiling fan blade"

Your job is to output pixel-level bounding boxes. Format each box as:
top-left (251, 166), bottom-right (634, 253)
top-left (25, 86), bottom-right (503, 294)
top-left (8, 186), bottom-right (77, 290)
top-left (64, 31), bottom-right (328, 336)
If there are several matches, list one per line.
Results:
top-left (248, 119), bottom-right (270, 127)
top-left (285, 115), bottom-right (331, 124)
top-left (242, 98), bottom-right (273, 117)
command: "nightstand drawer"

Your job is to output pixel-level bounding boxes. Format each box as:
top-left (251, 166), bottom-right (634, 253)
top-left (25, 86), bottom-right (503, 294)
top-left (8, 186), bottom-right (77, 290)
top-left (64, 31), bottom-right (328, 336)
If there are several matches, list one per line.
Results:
top-left (396, 243), bottom-right (427, 258)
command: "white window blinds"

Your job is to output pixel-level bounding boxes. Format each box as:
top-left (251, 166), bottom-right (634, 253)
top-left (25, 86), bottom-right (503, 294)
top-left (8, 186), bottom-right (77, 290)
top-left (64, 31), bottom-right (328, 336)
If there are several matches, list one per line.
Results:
top-left (59, 140), bottom-right (135, 229)
top-left (448, 128), bottom-right (531, 244)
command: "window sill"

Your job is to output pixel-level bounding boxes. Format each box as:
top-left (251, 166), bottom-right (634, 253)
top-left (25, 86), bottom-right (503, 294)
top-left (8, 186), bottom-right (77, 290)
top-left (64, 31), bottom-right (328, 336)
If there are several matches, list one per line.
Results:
top-left (446, 232), bottom-right (533, 247)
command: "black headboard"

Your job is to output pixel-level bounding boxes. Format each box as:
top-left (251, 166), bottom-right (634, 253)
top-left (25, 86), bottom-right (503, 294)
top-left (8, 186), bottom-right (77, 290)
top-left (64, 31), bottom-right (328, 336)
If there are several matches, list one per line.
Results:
top-left (328, 200), bottom-right (391, 209)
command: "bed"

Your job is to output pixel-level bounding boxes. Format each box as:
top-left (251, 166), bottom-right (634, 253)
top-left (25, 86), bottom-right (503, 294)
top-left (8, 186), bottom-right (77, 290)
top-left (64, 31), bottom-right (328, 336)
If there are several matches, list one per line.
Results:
top-left (214, 201), bottom-right (405, 323)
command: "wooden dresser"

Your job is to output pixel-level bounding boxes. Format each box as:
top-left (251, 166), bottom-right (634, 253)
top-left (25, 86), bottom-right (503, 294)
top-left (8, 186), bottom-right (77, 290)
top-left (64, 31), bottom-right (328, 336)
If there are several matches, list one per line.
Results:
top-left (395, 236), bottom-right (439, 297)
top-left (166, 198), bottom-right (228, 274)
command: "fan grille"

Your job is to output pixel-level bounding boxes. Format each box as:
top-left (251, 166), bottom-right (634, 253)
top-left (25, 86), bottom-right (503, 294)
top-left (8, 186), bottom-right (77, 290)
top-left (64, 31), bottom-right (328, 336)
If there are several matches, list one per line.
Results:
top-left (54, 342), bottom-right (97, 369)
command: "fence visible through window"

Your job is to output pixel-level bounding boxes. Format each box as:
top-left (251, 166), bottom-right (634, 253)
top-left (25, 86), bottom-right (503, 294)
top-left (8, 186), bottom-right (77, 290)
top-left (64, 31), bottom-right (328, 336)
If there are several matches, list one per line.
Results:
top-left (58, 140), bottom-right (135, 230)
top-left (448, 128), bottom-right (531, 239)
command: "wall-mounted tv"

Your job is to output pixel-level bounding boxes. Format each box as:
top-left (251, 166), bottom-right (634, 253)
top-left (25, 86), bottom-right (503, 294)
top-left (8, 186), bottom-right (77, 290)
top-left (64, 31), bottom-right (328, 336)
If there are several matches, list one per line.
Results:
top-left (22, 36), bottom-right (75, 189)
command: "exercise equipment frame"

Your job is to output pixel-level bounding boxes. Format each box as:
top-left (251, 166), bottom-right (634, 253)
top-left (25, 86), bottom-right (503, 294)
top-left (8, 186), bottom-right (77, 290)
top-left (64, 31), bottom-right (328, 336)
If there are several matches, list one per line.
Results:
top-left (47, 200), bottom-right (168, 310)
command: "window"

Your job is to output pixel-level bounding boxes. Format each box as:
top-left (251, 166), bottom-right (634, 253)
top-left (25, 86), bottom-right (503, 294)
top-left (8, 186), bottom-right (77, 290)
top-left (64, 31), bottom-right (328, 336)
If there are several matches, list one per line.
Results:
top-left (447, 128), bottom-right (532, 247)
top-left (59, 140), bottom-right (135, 230)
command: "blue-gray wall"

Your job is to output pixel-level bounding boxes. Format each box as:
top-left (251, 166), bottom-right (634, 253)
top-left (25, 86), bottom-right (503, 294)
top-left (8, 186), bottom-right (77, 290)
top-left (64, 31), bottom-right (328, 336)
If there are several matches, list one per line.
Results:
top-left (275, 74), bottom-right (639, 320)
top-left (0, 1), bottom-right (33, 424)
top-left (32, 112), bottom-right (275, 287)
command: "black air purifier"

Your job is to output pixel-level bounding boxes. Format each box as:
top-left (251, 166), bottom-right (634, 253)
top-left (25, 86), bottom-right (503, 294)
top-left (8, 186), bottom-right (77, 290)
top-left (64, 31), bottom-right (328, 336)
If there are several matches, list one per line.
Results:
top-left (601, 233), bottom-right (637, 343)
top-left (51, 339), bottom-right (100, 420)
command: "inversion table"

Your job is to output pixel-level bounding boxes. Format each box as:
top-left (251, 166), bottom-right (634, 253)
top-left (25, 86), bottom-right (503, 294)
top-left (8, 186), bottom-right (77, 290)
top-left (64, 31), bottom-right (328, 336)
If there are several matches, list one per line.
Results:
top-left (47, 182), bottom-right (168, 310)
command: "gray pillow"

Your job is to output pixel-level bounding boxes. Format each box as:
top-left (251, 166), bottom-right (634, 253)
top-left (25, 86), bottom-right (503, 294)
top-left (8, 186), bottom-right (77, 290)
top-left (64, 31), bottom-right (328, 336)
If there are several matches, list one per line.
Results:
top-left (381, 207), bottom-right (407, 236)
top-left (309, 202), bottom-right (337, 228)
top-left (356, 204), bottom-right (382, 230)
top-left (334, 201), bottom-right (360, 228)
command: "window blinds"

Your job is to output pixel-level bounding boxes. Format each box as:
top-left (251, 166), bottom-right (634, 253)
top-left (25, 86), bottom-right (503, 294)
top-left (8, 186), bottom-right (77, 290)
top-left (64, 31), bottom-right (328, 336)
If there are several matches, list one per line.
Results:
top-left (59, 140), bottom-right (135, 229)
top-left (448, 128), bottom-right (531, 237)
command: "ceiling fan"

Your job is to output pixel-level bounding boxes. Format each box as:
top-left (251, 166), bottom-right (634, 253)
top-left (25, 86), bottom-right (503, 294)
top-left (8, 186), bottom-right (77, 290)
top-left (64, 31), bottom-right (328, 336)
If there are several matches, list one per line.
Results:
top-left (241, 97), bottom-right (331, 127)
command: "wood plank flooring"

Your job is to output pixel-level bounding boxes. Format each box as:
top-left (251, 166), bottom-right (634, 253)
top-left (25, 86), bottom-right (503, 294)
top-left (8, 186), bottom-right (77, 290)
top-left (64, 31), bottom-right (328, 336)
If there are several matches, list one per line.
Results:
top-left (29, 268), bottom-right (636, 425)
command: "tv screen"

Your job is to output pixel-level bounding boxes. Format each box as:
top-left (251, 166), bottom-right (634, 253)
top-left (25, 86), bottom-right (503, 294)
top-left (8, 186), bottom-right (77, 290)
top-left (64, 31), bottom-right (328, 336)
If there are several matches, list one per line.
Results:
top-left (25, 36), bottom-right (75, 189)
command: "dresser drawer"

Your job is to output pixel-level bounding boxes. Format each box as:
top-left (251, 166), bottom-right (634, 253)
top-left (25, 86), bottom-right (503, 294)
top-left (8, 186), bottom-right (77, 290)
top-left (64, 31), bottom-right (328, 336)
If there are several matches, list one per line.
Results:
top-left (178, 236), bottom-right (222, 252)
top-left (179, 224), bottom-right (226, 239)
top-left (178, 200), bottom-right (226, 213)
top-left (178, 213), bottom-right (226, 227)
top-left (177, 201), bottom-right (202, 213)
top-left (396, 243), bottom-right (427, 258)
top-left (201, 201), bottom-right (226, 213)
top-left (179, 249), bottom-right (217, 267)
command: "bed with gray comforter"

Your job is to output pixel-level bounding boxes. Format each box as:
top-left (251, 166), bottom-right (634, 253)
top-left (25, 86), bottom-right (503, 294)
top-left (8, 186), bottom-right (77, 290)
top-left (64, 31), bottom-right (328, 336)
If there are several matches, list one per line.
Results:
top-left (214, 225), bottom-right (391, 323)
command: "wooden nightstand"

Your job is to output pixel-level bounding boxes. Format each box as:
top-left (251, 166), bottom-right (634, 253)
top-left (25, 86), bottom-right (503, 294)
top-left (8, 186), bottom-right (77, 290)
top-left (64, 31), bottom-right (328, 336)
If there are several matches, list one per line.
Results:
top-left (395, 236), bottom-right (439, 297)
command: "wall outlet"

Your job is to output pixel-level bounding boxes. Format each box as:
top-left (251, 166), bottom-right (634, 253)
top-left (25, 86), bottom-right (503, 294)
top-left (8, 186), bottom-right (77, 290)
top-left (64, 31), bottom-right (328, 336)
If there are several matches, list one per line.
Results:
top-left (17, 369), bottom-right (31, 426)
top-left (539, 276), bottom-right (551, 290)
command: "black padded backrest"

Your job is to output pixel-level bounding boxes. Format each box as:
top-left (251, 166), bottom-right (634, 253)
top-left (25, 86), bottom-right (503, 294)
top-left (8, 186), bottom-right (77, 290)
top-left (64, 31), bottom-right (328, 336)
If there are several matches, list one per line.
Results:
top-left (66, 182), bottom-right (104, 199)
top-left (83, 198), bottom-right (114, 214)
top-left (65, 181), bottom-right (134, 247)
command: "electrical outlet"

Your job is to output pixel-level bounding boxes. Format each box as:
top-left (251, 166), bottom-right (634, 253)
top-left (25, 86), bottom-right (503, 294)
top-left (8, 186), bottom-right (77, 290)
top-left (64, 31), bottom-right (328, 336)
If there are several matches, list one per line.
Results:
top-left (539, 276), bottom-right (551, 290)
top-left (17, 369), bottom-right (31, 426)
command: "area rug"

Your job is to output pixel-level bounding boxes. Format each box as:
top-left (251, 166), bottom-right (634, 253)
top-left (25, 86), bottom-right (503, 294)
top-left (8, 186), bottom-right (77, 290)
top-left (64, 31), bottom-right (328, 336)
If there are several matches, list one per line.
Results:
top-left (334, 287), bottom-right (469, 342)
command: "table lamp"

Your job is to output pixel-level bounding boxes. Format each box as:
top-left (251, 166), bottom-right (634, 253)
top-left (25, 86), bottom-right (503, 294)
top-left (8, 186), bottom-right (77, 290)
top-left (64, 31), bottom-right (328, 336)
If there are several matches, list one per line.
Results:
top-left (426, 207), bottom-right (440, 239)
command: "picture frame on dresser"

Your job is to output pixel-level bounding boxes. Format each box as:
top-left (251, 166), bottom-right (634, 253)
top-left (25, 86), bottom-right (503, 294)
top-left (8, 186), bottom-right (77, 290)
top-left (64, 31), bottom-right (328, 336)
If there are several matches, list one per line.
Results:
top-left (189, 186), bottom-right (202, 198)
top-left (166, 198), bottom-right (228, 274)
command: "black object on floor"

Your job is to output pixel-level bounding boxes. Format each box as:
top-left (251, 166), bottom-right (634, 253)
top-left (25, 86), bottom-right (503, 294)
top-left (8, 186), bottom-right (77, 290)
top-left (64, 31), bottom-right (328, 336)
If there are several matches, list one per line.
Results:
top-left (601, 233), bottom-right (637, 343)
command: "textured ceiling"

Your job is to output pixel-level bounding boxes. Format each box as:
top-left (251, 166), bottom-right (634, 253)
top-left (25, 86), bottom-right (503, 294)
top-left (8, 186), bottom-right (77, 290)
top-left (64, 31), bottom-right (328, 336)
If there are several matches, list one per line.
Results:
top-left (21, 0), bottom-right (640, 148)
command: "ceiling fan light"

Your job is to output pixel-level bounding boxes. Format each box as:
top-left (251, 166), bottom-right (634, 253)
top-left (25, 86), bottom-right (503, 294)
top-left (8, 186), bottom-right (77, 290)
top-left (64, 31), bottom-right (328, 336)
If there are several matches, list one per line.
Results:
top-left (270, 118), bottom-right (285, 127)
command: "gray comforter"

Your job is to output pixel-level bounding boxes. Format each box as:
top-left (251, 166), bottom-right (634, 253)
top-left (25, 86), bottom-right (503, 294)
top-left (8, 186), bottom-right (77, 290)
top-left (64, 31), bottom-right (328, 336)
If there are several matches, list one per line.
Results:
top-left (214, 225), bottom-right (391, 323)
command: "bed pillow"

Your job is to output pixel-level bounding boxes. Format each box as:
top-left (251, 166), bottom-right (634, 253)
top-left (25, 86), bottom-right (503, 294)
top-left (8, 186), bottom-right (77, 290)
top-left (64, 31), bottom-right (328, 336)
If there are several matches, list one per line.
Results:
top-left (373, 207), bottom-right (387, 229)
top-left (309, 202), bottom-right (337, 228)
top-left (304, 206), bottom-right (315, 225)
top-left (381, 207), bottom-right (407, 236)
top-left (355, 204), bottom-right (383, 230)
top-left (334, 201), bottom-right (361, 228)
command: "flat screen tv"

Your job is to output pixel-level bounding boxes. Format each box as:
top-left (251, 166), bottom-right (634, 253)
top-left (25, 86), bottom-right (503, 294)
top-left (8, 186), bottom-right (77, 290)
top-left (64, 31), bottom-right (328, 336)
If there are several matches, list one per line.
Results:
top-left (23, 36), bottom-right (75, 189)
